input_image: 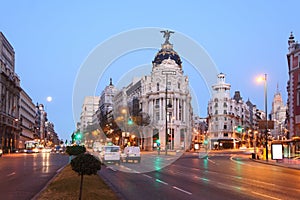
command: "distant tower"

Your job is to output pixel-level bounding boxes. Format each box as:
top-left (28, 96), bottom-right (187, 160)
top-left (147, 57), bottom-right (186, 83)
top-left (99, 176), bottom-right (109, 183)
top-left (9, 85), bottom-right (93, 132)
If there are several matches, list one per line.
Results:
top-left (270, 84), bottom-right (287, 139)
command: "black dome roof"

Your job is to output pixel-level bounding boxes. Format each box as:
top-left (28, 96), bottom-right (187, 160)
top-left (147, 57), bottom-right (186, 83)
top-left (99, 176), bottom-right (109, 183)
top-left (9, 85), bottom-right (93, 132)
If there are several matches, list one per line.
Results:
top-left (152, 48), bottom-right (182, 66)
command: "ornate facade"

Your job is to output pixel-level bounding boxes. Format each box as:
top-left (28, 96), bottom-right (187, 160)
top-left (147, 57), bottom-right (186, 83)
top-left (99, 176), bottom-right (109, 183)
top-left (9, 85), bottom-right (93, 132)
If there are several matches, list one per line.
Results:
top-left (287, 32), bottom-right (300, 137)
top-left (207, 73), bottom-right (257, 149)
top-left (112, 31), bottom-right (193, 151)
top-left (0, 32), bottom-right (21, 153)
top-left (270, 87), bottom-right (287, 139)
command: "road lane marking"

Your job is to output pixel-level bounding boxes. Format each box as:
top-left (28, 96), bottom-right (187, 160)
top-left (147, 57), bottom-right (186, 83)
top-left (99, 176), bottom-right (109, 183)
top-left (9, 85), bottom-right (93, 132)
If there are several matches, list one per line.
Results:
top-left (56, 166), bottom-right (65, 173)
top-left (230, 155), bottom-right (246, 165)
top-left (173, 186), bottom-right (192, 195)
top-left (107, 166), bottom-right (117, 171)
top-left (155, 179), bottom-right (168, 185)
top-left (142, 174), bottom-right (152, 179)
top-left (7, 172), bottom-right (16, 177)
top-left (207, 158), bottom-right (216, 164)
top-left (251, 191), bottom-right (282, 200)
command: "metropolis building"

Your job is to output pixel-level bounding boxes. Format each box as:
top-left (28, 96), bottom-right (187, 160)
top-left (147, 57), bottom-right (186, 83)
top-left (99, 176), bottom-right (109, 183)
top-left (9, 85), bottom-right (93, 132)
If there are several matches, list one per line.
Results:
top-left (108, 31), bottom-right (193, 151)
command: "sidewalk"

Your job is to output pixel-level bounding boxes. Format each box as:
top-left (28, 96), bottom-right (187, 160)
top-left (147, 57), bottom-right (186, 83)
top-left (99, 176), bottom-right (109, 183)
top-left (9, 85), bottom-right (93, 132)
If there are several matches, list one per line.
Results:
top-left (251, 156), bottom-right (300, 170)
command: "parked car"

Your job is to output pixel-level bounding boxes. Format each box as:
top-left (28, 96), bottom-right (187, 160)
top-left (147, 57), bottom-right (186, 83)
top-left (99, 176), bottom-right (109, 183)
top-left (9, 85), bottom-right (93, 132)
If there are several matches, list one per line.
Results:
top-left (0, 149), bottom-right (2, 157)
top-left (122, 146), bottom-right (141, 163)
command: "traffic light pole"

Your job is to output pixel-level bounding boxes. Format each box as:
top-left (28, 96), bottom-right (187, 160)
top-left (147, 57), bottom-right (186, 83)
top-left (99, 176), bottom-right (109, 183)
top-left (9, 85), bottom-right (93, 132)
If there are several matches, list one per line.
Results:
top-left (162, 70), bottom-right (176, 156)
top-left (165, 73), bottom-right (168, 155)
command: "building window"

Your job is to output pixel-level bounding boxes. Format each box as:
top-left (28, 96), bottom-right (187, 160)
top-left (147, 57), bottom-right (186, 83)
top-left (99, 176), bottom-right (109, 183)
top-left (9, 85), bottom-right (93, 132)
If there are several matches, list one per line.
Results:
top-left (224, 124), bottom-right (227, 130)
top-left (179, 103), bottom-right (182, 120)
top-left (167, 98), bottom-right (172, 107)
top-left (167, 112), bottom-right (173, 122)
top-left (178, 82), bottom-right (180, 89)
top-left (214, 103), bottom-right (218, 107)
top-left (167, 81), bottom-right (171, 90)
top-left (156, 112), bottom-right (160, 121)
top-left (215, 110), bottom-right (218, 115)
top-left (297, 90), bottom-right (300, 106)
top-left (224, 133), bottom-right (228, 137)
top-left (157, 83), bottom-right (159, 91)
top-left (155, 99), bottom-right (159, 108)
top-left (223, 110), bottom-right (227, 114)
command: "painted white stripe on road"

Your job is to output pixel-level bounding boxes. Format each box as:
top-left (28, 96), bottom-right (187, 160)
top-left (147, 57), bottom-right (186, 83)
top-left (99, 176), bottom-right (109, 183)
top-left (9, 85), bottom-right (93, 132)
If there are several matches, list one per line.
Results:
top-left (251, 191), bottom-right (282, 200)
top-left (207, 158), bottom-right (216, 164)
top-left (173, 186), bottom-right (192, 195)
top-left (7, 172), bottom-right (16, 177)
top-left (143, 174), bottom-right (152, 179)
top-left (155, 179), bottom-right (168, 185)
top-left (107, 166), bottom-right (117, 172)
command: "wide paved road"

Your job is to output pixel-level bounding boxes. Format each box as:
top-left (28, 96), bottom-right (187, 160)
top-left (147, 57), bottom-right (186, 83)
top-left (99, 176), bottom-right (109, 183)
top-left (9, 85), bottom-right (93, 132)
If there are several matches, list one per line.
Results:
top-left (0, 152), bottom-right (69, 200)
top-left (99, 151), bottom-right (300, 200)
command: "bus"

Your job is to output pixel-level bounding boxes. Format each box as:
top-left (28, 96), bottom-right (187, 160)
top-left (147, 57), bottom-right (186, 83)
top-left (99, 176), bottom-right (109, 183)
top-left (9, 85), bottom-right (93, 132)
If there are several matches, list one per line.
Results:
top-left (24, 141), bottom-right (40, 153)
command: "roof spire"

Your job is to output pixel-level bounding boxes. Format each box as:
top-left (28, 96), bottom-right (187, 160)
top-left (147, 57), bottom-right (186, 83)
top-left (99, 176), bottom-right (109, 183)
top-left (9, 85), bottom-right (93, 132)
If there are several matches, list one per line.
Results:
top-left (109, 78), bottom-right (113, 86)
top-left (288, 31), bottom-right (295, 46)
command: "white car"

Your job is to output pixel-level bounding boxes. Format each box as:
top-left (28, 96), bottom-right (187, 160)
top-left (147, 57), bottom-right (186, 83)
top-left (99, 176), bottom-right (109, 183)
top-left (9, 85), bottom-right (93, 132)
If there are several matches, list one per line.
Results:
top-left (122, 146), bottom-right (141, 163)
top-left (99, 145), bottom-right (121, 164)
top-left (0, 149), bottom-right (3, 157)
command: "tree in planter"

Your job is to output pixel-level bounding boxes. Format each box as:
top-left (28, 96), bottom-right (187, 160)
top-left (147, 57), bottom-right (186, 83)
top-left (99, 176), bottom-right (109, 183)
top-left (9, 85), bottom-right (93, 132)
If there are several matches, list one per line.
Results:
top-left (66, 145), bottom-right (86, 156)
top-left (71, 153), bottom-right (101, 200)
top-left (66, 145), bottom-right (86, 163)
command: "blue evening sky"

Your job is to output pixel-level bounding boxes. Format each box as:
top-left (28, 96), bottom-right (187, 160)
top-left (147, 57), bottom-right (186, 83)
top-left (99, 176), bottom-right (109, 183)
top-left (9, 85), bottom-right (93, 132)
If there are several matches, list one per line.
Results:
top-left (1, 0), bottom-right (298, 141)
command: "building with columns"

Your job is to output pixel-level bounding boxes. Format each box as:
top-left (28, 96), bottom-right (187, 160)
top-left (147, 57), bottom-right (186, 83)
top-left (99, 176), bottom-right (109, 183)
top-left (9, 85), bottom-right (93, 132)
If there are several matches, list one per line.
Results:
top-left (111, 31), bottom-right (193, 151)
top-left (98, 78), bottom-right (118, 128)
top-left (287, 32), bottom-right (300, 138)
top-left (207, 73), bottom-right (259, 149)
top-left (0, 32), bottom-right (21, 153)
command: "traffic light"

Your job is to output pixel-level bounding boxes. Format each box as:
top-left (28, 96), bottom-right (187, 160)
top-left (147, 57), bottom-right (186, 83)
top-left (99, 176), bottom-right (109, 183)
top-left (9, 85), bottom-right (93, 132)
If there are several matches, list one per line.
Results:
top-left (156, 139), bottom-right (160, 146)
top-left (75, 132), bottom-right (82, 140)
top-left (236, 126), bottom-right (243, 133)
top-left (128, 117), bottom-right (133, 125)
top-left (203, 135), bottom-right (208, 145)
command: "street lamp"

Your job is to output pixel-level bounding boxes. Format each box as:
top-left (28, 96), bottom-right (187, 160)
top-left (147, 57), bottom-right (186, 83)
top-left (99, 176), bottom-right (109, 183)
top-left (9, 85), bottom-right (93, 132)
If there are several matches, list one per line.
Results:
top-left (162, 70), bottom-right (176, 155)
top-left (257, 74), bottom-right (268, 161)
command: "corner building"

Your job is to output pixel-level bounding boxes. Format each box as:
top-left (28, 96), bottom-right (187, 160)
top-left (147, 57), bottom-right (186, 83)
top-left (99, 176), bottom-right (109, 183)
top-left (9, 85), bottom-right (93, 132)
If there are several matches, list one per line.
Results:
top-left (0, 32), bottom-right (21, 153)
top-left (287, 32), bottom-right (300, 137)
top-left (113, 32), bottom-right (193, 151)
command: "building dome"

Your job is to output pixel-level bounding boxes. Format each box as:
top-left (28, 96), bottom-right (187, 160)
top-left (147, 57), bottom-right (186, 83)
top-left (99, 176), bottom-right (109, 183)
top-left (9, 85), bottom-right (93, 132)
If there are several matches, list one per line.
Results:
top-left (152, 48), bottom-right (182, 66)
top-left (152, 30), bottom-right (182, 67)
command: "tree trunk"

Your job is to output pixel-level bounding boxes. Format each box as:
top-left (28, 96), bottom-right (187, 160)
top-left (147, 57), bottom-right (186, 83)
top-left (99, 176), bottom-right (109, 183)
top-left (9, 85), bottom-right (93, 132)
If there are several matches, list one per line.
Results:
top-left (79, 173), bottom-right (83, 200)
